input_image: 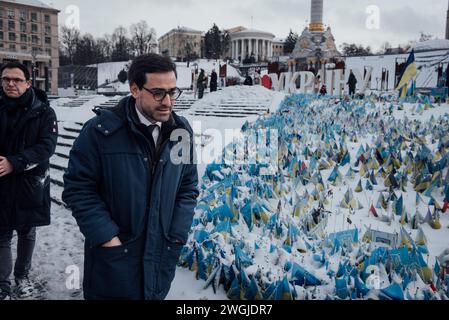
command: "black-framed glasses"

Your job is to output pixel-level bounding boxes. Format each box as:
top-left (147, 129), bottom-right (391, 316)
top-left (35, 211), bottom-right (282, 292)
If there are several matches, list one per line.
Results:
top-left (142, 87), bottom-right (182, 102)
top-left (1, 77), bottom-right (27, 85)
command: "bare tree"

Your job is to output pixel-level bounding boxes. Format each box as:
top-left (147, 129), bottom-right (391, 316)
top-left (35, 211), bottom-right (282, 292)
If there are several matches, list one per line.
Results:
top-left (60, 26), bottom-right (81, 65)
top-left (111, 26), bottom-right (131, 61)
top-left (97, 34), bottom-right (113, 61)
top-left (129, 20), bottom-right (156, 56)
top-left (73, 33), bottom-right (97, 65)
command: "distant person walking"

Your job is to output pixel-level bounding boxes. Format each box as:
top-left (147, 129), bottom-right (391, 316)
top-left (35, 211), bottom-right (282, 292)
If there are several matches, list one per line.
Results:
top-left (197, 69), bottom-right (207, 99)
top-left (243, 75), bottom-right (253, 86)
top-left (320, 84), bottom-right (327, 96)
top-left (210, 69), bottom-right (218, 92)
top-left (347, 70), bottom-right (357, 97)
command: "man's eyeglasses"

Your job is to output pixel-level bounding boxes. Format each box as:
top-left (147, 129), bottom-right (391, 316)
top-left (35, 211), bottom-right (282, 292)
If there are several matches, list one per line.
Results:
top-left (1, 77), bottom-right (27, 85)
top-left (142, 87), bottom-right (182, 102)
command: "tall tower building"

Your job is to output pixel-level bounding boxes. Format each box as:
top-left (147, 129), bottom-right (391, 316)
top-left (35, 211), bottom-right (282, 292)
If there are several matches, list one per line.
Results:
top-left (309, 0), bottom-right (325, 33)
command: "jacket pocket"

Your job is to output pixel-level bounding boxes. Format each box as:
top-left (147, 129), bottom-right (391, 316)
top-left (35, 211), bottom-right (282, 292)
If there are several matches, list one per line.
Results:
top-left (156, 239), bottom-right (184, 299)
top-left (89, 238), bottom-right (143, 299)
top-left (90, 245), bottom-right (129, 299)
top-left (18, 173), bottom-right (47, 209)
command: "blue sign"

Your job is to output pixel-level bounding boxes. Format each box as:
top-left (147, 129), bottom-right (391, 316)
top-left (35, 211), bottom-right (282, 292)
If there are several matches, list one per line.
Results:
top-left (431, 87), bottom-right (448, 98)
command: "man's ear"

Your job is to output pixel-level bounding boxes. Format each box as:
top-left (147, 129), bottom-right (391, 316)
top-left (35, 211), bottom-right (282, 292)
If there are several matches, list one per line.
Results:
top-left (26, 80), bottom-right (32, 88)
top-left (130, 83), bottom-right (140, 99)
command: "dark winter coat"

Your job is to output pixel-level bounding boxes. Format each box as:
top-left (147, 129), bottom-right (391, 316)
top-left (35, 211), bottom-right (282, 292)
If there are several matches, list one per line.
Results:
top-left (62, 96), bottom-right (199, 300)
top-left (347, 73), bottom-right (357, 91)
top-left (243, 76), bottom-right (253, 86)
top-left (210, 71), bottom-right (218, 92)
top-left (320, 84), bottom-right (327, 96)
top-left (0, 87), bottom-right (58, 230)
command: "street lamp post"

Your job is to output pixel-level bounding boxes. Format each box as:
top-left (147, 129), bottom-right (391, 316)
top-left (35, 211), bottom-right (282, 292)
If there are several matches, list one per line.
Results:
top-left (31, 49), bottom-right (37, 88)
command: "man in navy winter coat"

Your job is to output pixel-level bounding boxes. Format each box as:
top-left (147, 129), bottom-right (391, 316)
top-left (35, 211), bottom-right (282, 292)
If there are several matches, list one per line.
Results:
top-left (62, 54), bottom-right (199, 300)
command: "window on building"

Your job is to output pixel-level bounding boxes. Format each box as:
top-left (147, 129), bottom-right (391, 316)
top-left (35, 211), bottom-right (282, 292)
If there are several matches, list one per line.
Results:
top-left (20, 34), bottom-right (27, 42)
top-left (8, 21), bottom-right (15, 31)
top-left (44, 25), bottom-right (51, 35)
top-left (21, 45), bottom-right (27, 51)
top-left (0, 8), bottom-right (4, 17)
top-left (9, 32), bottom-right (16, 41)
top-left (31, 24), bottom-right (38, 33)
top-left (20, 22), bottom-right (26, 32)
top-left (0, 19), bottom-right (3, 30)
top-left (30, 12), bottom-right (38, 22)
top-left (44, 14), bottom-right (50, 24)
top-left (8, 10), bottom-right (15, 19)
top-left (0, 43), bottom-right (3, 48)
top-left (9, 44), bottom-right (16, 50)
top-left (0, 32), bottom-right (3, 41)
top-left (32, 35), bottom-right (38, 44)
top-left (45, 37), bottom-right (51, 45)
top-left (20, 11), bottom-right (27, 21)
top-left (45, 48), bottom-right (51, 56)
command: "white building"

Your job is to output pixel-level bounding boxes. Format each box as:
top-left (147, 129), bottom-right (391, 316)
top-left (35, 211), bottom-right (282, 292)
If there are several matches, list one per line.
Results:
top-left (229, 27), bottom-right (275, 62)
top-left (272, 38), bottom-right (286, 57)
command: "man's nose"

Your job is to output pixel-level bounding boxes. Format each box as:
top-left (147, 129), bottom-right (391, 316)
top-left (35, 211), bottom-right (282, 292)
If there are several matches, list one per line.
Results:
top-left (161, 93), bottom-right (172, 106)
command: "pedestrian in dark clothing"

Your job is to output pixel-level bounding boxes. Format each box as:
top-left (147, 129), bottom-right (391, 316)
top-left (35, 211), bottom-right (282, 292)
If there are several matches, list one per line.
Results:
top-left (210, 69), bottom-right (218, 92)
top-left (347, 70), bottom-right (357, 97)
top-left (0, 62), bottom-right (58, 300)
top-left (320, 84), bottom-right (327, 96)
top-left (62, 53), bottom-right (199, 300)
top-left (243, 75), bottom-right (253, 86)
top-left (197, 69), bottom-right (206, 99)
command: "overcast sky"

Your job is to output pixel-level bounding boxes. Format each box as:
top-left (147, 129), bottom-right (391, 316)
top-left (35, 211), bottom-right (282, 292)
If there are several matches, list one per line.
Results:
top-left (42, 0), bottom-right (447, 51)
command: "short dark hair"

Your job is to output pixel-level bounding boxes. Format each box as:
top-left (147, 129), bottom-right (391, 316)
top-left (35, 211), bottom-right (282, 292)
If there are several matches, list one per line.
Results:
top-left (0, 61), bottom-right (31, 81)
top-left (128, 54), bottom-right (177, 89)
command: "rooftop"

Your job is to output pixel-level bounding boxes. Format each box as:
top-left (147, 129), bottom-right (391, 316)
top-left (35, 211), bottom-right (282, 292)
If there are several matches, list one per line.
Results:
top-left (410, 39), bottom-right (449, 52)
top-left (1, 0), bottom-right (59, 11)
top-left (159, 26), bottom-right (203, 39)
top-left (231, 27), bottom-right (276, 39)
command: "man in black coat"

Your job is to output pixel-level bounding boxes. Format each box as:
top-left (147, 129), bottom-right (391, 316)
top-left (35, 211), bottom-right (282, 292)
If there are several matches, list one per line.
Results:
top-left (347, 70), bottom-right (357, 97)
top-left (0, 62), bottom-right (58, 300)
top-left (210, 69), bottom-right (218, 92)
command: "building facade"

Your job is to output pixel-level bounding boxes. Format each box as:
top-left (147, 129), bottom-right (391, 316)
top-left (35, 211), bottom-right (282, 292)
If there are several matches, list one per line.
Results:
top-left (0, 0), bottom-right (59, 94)
top-left (272, 38), bottom-right (286, 57)
top-left (158, 27), bottom-right (203, 61)
top-left (229, 27), bottom-right (275, 62)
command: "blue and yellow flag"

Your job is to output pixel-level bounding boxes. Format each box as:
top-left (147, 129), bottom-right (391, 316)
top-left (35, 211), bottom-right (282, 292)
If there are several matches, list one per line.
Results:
top-left (396, 50), bottom-right (417, 98)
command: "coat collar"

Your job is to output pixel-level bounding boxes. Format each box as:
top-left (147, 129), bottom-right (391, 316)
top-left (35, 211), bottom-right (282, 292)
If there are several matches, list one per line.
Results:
top-left (95, 96), bottom-right (191, 137)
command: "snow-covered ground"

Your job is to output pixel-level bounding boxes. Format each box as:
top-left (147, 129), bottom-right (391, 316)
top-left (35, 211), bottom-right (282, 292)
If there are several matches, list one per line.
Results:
top-left (179, 96), bottom-right (449, 300)
top-left (8, 90), bottom-right (449, 300)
